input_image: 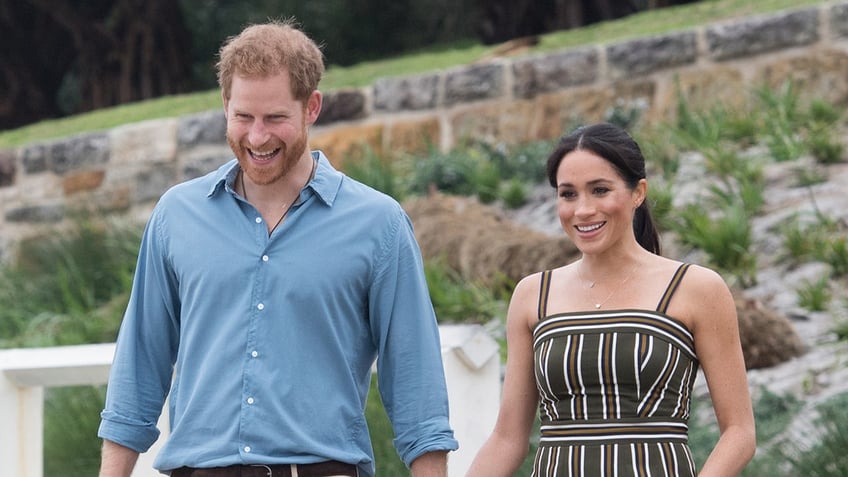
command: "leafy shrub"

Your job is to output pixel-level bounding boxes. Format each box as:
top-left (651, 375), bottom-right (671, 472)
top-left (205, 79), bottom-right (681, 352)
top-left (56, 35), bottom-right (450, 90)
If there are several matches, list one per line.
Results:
top-left (501, 178), bottom-right (528, 209)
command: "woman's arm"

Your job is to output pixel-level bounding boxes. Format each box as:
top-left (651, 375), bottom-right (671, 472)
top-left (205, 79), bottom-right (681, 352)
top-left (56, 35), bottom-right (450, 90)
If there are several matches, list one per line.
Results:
top-left (687, 266), bottom-right (757, 476)
top-left (466, 274), bottom-right (541, 476)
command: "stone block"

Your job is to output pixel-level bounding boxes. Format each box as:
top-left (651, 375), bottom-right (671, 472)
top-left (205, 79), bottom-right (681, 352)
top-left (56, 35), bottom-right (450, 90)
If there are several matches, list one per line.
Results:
top-left (753, 49), bottom-right (848, 106)
top-left (177, 110), bottom-right (226, 148)
top-left (63, 170), bottom-right (105, 195)
top-left (110, 119), bottom-right (179, 167)
top-left (180, 146), bottom-right (234, 182)
top-left (386, 117), bottom-right (441, 155)
top-left (0, 149), bottom-right (15, 187)
top-left (830, 3), bottom-right (848, 38)
top-left (20, 143), bottom-right (48, 174)
top-left (444, 63), bottom-right (505, 106)
top-left (607, 32), bottom-right (697, 80)
top-left (373, 73), bottom-right (441, 112)
top-left (310, 123), bottom-right (384, 168)
top-left (832, 2), bottom-right (848, 38)
top-left (134, 163), bottom-right (178, 204)
top-left (511, 47), bottom-right (598, 99)
top-left (707, 9), bottom-right (819, 61)
top-left (532, 83), bottom-right (657, 141)
top-left (48, 133), bottom-right (110, 175)
top-left (5, 204), bottom-right (65, 223)
top-left (653, 66), bottom-right (746, 121)
top-left (316, 88), bottom-right (367, 124)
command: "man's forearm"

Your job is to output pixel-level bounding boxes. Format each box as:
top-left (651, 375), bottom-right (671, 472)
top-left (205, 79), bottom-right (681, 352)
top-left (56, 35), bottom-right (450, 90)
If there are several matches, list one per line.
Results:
top-left (410, 450), bottom-right (449, 477)
top-left (100, 439), bottom-right (140, 477)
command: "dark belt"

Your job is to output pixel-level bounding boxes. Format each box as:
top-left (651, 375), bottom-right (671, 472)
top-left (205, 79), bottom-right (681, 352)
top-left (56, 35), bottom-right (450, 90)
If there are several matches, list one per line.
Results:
top-left (170, 461), bottom-right (358, 477)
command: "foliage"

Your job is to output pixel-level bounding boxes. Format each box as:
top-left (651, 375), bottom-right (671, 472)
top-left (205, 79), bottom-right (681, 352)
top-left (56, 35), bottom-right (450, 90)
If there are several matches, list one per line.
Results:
top-left (43, 386), bottom-right (107, 477)
top-left (2, 0), bottom-right (832, 148)
top-left (821, 237), bottom-right (848, 278)
top-left (366, 376), bottom-right (408, 475)
top-left (833, 300), bottom-right (848, 341)
top-left (691, 388), bottom-right (804, 476)
top-left (672, 202), bottom-right (757, 287)
top-left (502, 179), bottom-right (529, 209)
top-left (403, 140), bottom-right (551, 206)
top-left (0, 216), bottom-right (139, 346)
top-left (796, 276), bottom-right (832, 312)
top-left (424, 259), bottom-right (508, 324)
top-left (341, 147), bottom-right (409, 202)
top-left (780, 393), bottom-right (848, 476)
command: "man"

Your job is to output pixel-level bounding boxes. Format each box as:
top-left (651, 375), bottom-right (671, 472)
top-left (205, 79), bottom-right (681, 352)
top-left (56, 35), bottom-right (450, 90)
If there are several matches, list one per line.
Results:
top-left (98, 19), bottom-right (458, 477)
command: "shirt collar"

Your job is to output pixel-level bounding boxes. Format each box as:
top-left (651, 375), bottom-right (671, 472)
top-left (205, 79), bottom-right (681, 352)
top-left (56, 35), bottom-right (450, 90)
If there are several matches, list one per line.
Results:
top-left (206, 150), bottom-right (342, 206)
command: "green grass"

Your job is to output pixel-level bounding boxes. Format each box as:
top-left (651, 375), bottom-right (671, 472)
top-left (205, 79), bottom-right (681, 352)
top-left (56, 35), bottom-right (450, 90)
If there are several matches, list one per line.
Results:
top-left (0, 0), bottom-right (830, 149)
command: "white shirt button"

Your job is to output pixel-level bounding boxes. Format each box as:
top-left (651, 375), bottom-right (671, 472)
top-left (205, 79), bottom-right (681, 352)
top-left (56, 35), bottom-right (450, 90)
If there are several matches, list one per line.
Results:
top-left (257, 303), bottom-right (264, 310)
top-left (262, 255), bottom-right (269, 262)
top-left (251, 351), bottom-right (259, 358)
top-left (255, 217), bottom-right (262, 224)
top-left (247, 397), bottom-right (255, 404)
top-left (244, 446), bottom-right (251, 453)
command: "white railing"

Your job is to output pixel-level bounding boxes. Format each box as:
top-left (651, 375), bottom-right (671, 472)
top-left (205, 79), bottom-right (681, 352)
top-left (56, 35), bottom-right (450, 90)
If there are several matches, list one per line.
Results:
top-left (0, 324), bottom-right (500, 477)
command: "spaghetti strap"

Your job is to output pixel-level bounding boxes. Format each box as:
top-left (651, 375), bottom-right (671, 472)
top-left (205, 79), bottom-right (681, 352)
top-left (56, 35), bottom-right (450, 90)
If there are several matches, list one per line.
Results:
top-left (538, 270), bottom-right (553, 321)
top-left (656, 263), bottom-right (691, 313)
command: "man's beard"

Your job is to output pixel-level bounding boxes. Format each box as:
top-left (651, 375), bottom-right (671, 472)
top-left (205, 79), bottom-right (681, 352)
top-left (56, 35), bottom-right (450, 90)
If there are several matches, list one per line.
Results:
top-left (227, 126), bottom-right (308, 186)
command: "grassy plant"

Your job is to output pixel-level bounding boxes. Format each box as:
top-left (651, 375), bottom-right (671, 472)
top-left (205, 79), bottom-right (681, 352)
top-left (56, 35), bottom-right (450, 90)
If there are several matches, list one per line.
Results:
top-left (753, 388), bottom-right (803, 444)
top-left (43, 386), bottom-right (107, 477)
top-left (424, 259), bottom-right (508, 324)
top-left (794, 165), bottom-right (829, 187)
top-left (797, 277), bottom-right (832, 311)
top-left (0, 216), bottom-right (140, 346)
top-left (833, 300), bottom-right (848, 341)
top-left (674, 202), bottom-right (757, 286)
top-left (782, 393), bottom-right (848, 476)
top-left (778, 213), bottom-right (840, 265)
top-left (342, 147), bottom-right (409, 201)
top-left (755, 82), bottom-right (806, 162)
top-left (806, 127), bottom-right (845, 165)
top-left (824, 238), bottom-right (848, 277)
top-left (647, 181), bottom-right (675, 233)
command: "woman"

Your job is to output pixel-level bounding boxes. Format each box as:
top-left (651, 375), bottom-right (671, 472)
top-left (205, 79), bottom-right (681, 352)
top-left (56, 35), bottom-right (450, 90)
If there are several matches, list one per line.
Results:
top-left (466, 123), bottom-right (755, 476)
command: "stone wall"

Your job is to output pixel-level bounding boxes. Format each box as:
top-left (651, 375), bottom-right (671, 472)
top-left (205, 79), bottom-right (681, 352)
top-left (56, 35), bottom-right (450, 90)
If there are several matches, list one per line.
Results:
top-left (0, 1), bottom-right (847, 260)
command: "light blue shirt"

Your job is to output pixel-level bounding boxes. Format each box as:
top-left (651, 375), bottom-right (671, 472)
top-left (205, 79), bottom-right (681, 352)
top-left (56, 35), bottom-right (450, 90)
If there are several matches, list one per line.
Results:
top-left (99, 151), bottom-right (457, 476)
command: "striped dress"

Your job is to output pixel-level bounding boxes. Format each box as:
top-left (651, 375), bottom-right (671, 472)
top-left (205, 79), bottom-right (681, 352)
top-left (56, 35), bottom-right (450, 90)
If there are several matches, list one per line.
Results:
top-left (531, 263), bottom-right (698, 477)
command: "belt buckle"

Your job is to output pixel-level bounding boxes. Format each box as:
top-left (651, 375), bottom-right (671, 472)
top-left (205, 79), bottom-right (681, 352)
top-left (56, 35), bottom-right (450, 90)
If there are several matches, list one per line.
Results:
top-left (249, 464), bottom-right (273, 477)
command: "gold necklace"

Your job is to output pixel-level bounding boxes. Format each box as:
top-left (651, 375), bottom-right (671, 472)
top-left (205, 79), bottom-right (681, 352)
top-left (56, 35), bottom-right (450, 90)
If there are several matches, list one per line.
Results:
top-left (579, 263), bottom-right (639, 309)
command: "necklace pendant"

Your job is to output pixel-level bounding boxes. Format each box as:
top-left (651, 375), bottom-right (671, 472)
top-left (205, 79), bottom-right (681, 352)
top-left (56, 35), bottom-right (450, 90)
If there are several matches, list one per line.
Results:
top-left (595, 303), bottom-right (601, 309)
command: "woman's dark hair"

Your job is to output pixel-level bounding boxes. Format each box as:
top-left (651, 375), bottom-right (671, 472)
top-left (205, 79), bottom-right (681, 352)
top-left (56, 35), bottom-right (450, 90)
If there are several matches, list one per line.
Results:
top-left (545, 123), bottom-right (661, 255)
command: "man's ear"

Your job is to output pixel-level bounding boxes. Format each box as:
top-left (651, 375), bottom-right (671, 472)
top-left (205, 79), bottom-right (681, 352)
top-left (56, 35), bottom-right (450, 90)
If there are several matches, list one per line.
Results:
top-left (305, 90), bottom-right (322, 126)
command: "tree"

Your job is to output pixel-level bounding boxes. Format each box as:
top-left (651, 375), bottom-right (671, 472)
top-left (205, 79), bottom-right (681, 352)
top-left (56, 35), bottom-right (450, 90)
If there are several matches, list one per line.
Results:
top-left (0, 0), bottom-right (193, 130)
